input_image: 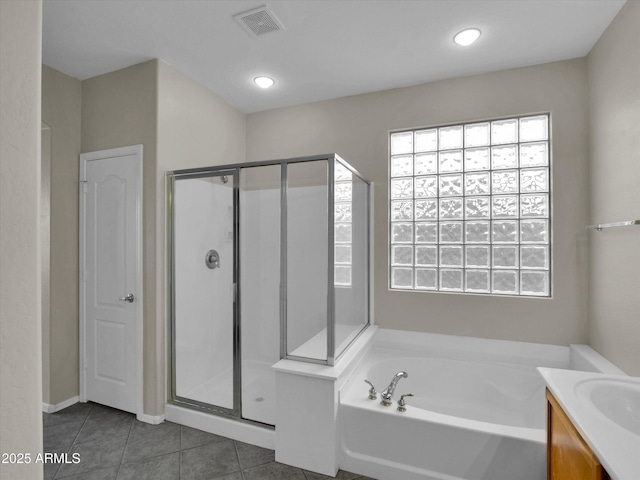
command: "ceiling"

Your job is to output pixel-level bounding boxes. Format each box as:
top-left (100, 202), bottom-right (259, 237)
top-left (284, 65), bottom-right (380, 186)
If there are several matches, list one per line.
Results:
top-left (42, 0), bottom-right (625, 114)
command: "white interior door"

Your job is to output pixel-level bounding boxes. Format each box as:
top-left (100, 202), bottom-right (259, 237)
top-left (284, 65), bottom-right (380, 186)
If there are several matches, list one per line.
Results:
top-left (80, 145), bottom-right (142, 415)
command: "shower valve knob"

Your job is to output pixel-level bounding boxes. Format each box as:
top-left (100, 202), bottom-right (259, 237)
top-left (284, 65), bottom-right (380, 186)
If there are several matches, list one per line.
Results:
top-left (205, 250), bottom-right (220, 269)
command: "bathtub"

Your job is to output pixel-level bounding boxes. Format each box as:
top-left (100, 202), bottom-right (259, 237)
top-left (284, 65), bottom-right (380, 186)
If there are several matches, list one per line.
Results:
top-left (339, 329), bottom-right (617, 480)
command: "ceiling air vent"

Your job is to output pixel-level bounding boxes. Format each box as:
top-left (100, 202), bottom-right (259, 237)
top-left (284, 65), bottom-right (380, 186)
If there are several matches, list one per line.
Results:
top-left (233, 5), bottom-right (284, 37)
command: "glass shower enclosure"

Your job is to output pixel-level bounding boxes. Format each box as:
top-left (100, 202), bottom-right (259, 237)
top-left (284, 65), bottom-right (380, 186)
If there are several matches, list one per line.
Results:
top-left (167, 154), bottom-right (371, 426)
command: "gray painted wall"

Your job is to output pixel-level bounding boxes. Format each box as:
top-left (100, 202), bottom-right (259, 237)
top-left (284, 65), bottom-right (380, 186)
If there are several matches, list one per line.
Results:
top-left (0, 1), bottom-right (44, 479)
top-left (42, 65), bottom-right (82, 406)
top-left (247, 58), bottom-right (591, 348)
top-left (588, 0), bottom-right (640, 376)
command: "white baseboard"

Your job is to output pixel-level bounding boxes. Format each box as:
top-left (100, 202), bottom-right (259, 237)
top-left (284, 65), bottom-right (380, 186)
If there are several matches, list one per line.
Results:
top-left (43, 396), bottom-right (164, 425)
top-left (137, 412), bottom-right (165, 425)
top-left (42, 396), bottom-right (80, 413)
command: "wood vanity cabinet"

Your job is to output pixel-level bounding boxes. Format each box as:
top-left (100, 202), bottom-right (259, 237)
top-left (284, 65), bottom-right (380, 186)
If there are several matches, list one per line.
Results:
top-left (546, 389), bottom-right (610, 480)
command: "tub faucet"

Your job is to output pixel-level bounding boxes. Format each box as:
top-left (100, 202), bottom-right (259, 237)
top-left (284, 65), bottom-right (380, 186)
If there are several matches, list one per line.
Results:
top-left (380, 371), bottom-right (408, 406)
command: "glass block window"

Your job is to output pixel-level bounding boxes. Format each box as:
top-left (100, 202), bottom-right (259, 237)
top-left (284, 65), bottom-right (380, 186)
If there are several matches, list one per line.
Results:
top-left (389, 114), bottom-right (550, 296)
top-left (334, 162), bottom-right (353, 286)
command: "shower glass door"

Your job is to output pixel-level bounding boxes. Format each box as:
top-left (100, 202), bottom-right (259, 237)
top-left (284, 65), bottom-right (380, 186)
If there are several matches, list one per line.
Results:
top-left (171, 170), bottom-right (238, 415)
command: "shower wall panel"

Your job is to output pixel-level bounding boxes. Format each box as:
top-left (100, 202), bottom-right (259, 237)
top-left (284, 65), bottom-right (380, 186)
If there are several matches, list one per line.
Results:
top-left (287, 183), bottom-right (329, 359)
top-left (239, 177), bottom-right (329, 421)
top-left (240, 165), bottom-right (280, 425)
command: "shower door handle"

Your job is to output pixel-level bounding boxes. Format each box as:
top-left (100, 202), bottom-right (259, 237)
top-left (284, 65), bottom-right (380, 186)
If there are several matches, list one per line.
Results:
top-left (119, 293), bottom-right (135, 303)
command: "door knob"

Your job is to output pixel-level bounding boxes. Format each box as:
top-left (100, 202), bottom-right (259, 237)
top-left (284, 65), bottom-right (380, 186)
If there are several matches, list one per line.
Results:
top-left (119, 293), bottom-right (135, 303)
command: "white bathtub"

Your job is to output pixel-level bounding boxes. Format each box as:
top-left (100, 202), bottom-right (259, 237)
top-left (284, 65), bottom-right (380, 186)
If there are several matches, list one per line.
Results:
top-left (339, 329), bottom-right (618, 480)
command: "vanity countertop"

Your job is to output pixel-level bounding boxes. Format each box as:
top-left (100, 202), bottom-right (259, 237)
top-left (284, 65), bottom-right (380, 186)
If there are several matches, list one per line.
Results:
top-left (538, 367), bottom-right (640, 480)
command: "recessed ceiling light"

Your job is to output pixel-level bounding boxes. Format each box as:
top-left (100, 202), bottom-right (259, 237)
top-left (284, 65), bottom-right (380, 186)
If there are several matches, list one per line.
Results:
top-left (454, 28), bottom-right (481, 47)
top-left (254, 76), bottom-right (275, 89)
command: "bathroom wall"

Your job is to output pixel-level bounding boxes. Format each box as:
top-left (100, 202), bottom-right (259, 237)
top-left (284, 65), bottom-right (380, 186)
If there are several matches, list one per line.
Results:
top-left (81, 60), bottom-right (160, 415)
top-left (47, 59), bottom-right (244, 417)
top-left (0, 1), bottom-right (43, 479)
top-left (247, 58), bottom-right (590, 347)
top-left (41, 65), bottom-right (82, 406)
top-left (588, 0), bottom-right (640, 376)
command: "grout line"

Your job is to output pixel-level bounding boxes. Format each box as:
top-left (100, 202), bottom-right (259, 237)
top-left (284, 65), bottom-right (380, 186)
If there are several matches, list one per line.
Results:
top-left (178, 425), bottom-right (182, 480)
top-left (43, 405), bottom-right (88, 480)
top-left (116, 410), bottom-right (136, 479)
top-left (117, 412), bottom-right (137, 467)
top-left (232, 439), bottom-right (242, 474)
top-left (68, 403), bottom-right (94, 448)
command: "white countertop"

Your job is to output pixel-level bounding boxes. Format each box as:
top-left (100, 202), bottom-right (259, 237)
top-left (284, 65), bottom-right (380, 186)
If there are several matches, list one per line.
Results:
top-left (538, 367), bottom-right (640, 480)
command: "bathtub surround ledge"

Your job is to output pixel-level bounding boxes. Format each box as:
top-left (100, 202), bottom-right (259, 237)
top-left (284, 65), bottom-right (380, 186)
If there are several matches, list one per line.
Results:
top-left (569, 344), bottom-right (626, 375)
top-left (273, 326), bottom-right (377, 476)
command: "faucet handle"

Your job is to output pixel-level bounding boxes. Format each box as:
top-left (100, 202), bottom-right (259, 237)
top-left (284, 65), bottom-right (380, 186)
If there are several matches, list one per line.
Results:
top-left (397, 393), bottom-right (414, 412)
top-left (364, 380), bottom-right (377, 400)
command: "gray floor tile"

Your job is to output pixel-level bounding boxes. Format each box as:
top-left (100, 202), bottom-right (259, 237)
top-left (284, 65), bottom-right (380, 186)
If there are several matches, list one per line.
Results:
top-left (55, 466), bottom-right (118, 480)
top-left (43, 448), bottom-right (67, 480)
top-left (180, 425), bottom-right (227, 450)
top-left (128, 420), bottom-right (179, 442)
top-left (242, 461), bottom-right (307, 480)
top-left (122, 422), bottom-right (181, 464)
top-left (55, 435), bottom-right (128, 479)
top-left (44, 421), bottom-right (84, 451)
top-left (116, 451), bottom-right (179, 480)
top-left (75, 411), bottom-right (134, 445)
top-left (336, 472), bottom-right (363, 480)
top-left (303, 470), bottom-right (361, 480)
top-left (211, 473), bottom-right (243, 480)
top-left (234, 440), bottom-right (275, 470)
top-left (180, 440), bottom-right (240, 480)
top-left (41, 402), bottom-right (361, 480)
top-left (43, 403), bottom-right (94, 427)
top-left (88, 404), bottom-right (127, 419)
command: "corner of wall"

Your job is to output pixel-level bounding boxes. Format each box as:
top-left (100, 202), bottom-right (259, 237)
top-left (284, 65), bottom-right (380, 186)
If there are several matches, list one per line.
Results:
top-left (0, 1), bottom-right (44, 478)
top-left (42, 64), bottom-right (83, 407)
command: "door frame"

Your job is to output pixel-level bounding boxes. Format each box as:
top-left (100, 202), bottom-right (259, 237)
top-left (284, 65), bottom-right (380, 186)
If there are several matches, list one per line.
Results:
top-left (79, 145), bottom-right (144, 419)
top-left (166, 167), bottom-right (242, 419)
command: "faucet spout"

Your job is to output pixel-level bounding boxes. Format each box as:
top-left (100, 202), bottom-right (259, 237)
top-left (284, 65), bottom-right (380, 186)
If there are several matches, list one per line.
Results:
top-left (380, 371), bottom-right (408, 406)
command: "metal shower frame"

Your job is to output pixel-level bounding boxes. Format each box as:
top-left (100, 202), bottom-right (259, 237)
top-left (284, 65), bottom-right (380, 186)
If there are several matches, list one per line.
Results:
top-left (166, 154), bottom-right (372, 422)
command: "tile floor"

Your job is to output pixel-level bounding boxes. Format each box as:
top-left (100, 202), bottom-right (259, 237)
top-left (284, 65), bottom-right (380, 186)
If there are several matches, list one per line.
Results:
top-left (42, 402), bottom-right (376, 480)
